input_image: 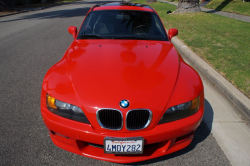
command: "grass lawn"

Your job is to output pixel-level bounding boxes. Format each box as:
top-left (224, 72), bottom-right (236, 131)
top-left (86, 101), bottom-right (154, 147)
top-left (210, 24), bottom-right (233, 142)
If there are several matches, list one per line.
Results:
top-left (205, 0), bottom-right (250, 16)
top-left (132, 0), bottom-right (250, 98)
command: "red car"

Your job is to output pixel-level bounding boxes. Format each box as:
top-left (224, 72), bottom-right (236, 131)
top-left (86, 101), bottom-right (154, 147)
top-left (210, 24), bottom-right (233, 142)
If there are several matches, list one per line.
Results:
top-left (41, 2), bottom-right (204, 163)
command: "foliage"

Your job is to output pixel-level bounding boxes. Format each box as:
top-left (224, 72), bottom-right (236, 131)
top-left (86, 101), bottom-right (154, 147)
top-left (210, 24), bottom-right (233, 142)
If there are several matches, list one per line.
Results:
top-left (29, 0), bottom-right (41, 4)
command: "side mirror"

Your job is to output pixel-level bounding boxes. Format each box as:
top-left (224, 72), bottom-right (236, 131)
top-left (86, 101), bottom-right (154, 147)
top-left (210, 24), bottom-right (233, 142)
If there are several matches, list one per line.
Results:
top-left (168, 28), bottom-right (178, 41)
top-left (68, 26), bottom-right (77, 39)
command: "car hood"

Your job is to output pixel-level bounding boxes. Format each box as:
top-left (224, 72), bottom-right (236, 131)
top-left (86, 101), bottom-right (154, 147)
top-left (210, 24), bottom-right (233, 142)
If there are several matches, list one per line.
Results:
top-left (66, 39), bottom-right (180, 128)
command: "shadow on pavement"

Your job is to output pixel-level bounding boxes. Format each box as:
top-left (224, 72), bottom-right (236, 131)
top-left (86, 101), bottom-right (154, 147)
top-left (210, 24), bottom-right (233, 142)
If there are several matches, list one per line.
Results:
top-left (128, 99), bottom-right (214, 165)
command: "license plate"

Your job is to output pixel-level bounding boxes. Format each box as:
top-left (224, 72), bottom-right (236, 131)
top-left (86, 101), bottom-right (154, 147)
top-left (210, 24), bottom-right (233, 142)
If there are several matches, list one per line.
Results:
top-left (104, 137), bottom-right (144, 154)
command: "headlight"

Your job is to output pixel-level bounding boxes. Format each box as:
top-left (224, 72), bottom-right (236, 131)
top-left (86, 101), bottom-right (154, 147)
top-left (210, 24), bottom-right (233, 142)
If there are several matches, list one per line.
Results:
top-left (46, 94), bottom-right (90, 124)
top-left (158, 96), bottom-right (200, 124)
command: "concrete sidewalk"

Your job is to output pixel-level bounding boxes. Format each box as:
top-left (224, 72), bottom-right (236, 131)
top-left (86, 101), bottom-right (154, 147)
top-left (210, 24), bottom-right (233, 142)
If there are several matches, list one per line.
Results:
top-left (157, 0), bottom-right (250, 22)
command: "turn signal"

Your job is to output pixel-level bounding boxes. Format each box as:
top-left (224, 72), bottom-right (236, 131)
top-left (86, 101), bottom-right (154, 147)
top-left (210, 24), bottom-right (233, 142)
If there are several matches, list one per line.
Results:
top-left (47, 95), bottom-right (57, 109)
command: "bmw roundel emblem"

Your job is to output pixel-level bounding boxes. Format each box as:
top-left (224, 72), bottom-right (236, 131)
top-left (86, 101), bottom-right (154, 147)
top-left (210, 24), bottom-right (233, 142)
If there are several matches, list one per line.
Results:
top-left (120, 99), bottom-right (129, 108)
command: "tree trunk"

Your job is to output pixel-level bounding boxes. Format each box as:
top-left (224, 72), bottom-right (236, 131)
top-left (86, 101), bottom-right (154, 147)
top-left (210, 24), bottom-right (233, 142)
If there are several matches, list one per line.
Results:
top-left (175, 0), bottom-right (201, 13)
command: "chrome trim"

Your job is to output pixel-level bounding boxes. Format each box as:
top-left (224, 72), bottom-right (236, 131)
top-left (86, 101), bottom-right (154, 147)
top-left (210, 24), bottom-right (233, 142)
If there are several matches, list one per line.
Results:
top-left (96, 108), bottom-right (123, 130)
top-left (126, 109), bottom-right (152, 130)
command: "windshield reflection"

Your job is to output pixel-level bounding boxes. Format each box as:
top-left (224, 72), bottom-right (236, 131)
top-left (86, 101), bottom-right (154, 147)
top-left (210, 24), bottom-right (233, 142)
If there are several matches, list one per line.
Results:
top-left (78, 10), bottom-right (168, 41)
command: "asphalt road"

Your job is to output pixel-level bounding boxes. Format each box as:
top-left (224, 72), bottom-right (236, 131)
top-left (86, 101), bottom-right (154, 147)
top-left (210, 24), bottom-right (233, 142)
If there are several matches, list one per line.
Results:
top-left (0, 1), bottom-right (231, 165)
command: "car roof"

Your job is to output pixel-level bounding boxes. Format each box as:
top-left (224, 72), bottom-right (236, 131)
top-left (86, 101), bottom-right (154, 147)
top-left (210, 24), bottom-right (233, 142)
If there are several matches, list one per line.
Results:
top-left (91, 2), bottom-right (155, 12)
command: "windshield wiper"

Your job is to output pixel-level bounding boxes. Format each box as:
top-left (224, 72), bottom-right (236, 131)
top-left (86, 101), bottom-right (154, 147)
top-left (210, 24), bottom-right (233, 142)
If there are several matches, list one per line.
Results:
top-left (78, 34), bottom-right (104, 39)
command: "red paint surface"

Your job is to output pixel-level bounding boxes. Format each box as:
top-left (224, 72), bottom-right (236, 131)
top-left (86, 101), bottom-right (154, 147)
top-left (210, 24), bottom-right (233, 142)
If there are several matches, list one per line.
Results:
top-left (168, 28), bottom-right (178, 40)
top-left (68, 26), bottom-right (77, 39)
top-left (93, 6), bottom-right (154, 12)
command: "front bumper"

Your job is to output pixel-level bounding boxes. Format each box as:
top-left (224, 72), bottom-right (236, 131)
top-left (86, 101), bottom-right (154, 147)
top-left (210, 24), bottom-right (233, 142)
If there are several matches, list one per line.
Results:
top-left (41, 95), bottom-right (204, 164)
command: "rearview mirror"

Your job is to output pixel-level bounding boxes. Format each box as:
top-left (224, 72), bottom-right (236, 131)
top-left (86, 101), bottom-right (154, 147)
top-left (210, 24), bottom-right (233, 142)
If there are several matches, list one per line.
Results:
top-left (168, 28), bottom-right (178, 41)
top-left (68, 26), bottom-right (77, 39)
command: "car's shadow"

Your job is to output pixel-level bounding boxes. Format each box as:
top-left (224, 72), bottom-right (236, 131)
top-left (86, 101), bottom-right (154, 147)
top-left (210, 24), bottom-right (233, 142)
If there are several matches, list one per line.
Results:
top-left (127, 99), bottom-right (214, 165)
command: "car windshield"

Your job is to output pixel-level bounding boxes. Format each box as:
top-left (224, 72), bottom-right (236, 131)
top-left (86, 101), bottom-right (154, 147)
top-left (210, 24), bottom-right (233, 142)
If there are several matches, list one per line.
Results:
top-left (77, 10), bottom-right (168, 41)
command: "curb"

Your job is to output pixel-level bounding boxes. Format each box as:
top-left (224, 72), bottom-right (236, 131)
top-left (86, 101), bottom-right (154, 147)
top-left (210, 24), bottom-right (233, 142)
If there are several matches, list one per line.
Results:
top-left (171, 37), bottom-right (250, 119)
top-left (0, 10), bottom-right (28, 18)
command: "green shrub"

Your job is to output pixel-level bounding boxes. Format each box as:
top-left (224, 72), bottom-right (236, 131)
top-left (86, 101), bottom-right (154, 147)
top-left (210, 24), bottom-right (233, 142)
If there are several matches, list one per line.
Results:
top-left (14, 0), bottom-right (25, 6)
top-left (29, 0), bottom-right (41, 4)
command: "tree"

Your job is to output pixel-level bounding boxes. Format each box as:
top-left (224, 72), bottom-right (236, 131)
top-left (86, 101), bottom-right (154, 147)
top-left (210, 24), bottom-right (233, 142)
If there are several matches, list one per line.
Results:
top-left (175, 0), bottom-right (201, 13)
top-left (0, 0), bottom-right (14, 11)
top-left (22, 0), bottom-right (30, 5)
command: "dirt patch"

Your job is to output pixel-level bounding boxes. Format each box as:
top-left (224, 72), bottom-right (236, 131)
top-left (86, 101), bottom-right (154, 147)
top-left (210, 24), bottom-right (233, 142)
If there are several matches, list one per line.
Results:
top-left (0, 10), bottom-right (22, 16)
